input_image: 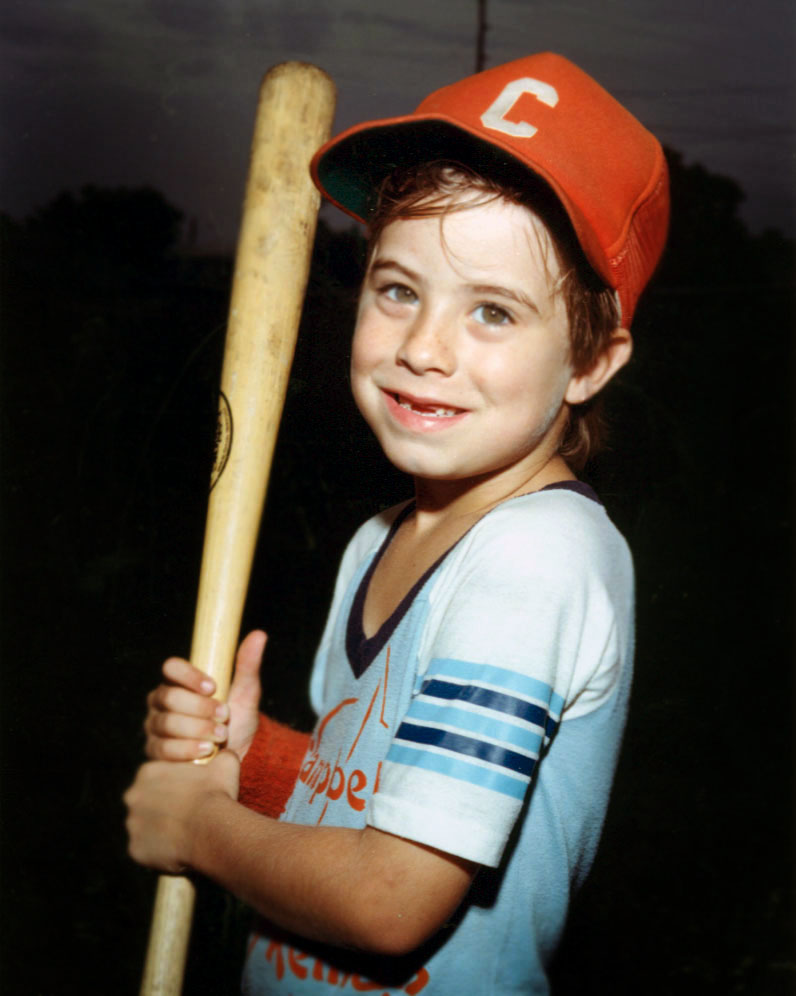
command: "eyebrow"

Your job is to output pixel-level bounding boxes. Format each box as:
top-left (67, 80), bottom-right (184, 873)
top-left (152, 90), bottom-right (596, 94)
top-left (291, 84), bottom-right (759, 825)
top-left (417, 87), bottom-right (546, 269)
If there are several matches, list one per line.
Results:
top-left (368, 258), bottom-right (420, 282)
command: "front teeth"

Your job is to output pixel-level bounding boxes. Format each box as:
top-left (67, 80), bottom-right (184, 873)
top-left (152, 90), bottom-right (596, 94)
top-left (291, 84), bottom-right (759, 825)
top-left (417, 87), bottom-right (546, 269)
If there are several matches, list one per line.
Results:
top-left (397, 397), bottom-right (459, 417)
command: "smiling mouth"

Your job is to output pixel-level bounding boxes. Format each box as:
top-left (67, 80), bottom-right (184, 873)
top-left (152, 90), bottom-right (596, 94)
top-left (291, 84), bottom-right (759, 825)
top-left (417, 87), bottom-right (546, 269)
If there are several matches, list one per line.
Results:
top-left (392, 392), bottom-right (464, 418)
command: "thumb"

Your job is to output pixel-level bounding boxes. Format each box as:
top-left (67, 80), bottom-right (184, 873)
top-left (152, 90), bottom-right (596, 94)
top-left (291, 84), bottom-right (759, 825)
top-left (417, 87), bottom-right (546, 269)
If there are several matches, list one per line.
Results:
top-left (228, 629), bottom-right (266, 708)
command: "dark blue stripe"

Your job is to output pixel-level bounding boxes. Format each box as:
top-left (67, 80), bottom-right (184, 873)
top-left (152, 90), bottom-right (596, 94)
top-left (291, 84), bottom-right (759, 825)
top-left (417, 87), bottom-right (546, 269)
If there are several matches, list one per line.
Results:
top-left (421, 678), bottom-right (556, 733)
top-left (396, 722), bottom-right (537, 777)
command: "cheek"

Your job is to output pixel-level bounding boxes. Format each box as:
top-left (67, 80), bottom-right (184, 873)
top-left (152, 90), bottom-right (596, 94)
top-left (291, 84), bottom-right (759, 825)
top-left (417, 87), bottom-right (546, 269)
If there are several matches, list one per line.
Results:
top-left (476, 344), bottom-right (571, 405)
top-left (351, 310), bottom-right (384, 372)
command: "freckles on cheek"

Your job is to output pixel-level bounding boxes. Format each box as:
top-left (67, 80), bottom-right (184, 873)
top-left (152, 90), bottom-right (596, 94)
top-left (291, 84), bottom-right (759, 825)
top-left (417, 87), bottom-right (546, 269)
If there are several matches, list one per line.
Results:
top-left (351, 314), bottom-right (379, 364)
top-left (351, 318), bottom-right (397, 390)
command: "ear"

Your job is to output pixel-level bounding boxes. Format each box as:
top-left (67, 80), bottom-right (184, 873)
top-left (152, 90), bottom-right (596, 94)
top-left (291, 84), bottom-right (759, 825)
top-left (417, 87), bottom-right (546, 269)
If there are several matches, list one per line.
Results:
top-left (564, 328), bottom-right (633, 406)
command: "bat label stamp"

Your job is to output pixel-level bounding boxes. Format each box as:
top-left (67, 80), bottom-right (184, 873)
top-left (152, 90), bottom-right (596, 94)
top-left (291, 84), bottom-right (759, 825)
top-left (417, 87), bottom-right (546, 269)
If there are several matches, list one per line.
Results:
top-left (210, 391), bottom-right (233, 490)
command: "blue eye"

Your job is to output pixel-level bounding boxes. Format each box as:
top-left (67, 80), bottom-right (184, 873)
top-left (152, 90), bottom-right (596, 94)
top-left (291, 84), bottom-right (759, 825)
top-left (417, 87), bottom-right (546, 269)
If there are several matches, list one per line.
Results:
top-left (383, 283), bottom-right (418, 305)
top-left (473, 303), bottom-right (511, 326)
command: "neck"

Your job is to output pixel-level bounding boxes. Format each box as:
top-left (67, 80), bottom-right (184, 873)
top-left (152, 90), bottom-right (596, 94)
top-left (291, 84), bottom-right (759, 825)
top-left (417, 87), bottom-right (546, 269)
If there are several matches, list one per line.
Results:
top-left (412, 451), bottom-right (575, 525)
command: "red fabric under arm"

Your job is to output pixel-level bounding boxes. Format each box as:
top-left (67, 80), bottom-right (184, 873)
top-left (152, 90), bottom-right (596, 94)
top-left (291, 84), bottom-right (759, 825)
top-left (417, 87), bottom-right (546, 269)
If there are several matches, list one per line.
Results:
top-left (238, 714), bottom-right (310, 819)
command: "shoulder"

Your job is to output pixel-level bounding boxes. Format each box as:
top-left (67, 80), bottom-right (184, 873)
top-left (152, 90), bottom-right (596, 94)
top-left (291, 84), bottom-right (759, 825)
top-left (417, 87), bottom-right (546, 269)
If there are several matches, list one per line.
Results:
top-left (421, 488), bottom-right (634, 714)
top-left (453, 488), bottom-right (632, 590)
top-left (423, 488), bottom-right (633, 666)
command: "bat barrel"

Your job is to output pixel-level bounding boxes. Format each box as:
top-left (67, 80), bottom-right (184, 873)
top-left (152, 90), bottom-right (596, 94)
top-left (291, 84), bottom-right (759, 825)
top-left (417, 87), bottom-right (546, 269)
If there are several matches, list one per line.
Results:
top-left (139, 61), bottom-right (336, 996)
top-left (194, 61), bottom-right (337, 699)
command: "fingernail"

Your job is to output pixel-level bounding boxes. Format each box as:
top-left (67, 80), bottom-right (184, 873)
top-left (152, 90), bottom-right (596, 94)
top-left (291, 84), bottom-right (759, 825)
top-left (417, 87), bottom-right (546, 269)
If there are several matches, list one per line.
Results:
top-left (213, 725), bottom-right (228, 743)
top-left (214, 703), bottom-right (229, 721)
top-left (200, 679), bottom-right (214, 694)
top-left (197, 742), bottom-right (214, 756)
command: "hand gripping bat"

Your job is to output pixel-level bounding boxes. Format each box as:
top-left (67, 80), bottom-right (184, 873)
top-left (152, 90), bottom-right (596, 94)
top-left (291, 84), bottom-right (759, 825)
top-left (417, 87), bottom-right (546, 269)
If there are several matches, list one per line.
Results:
top-left (138, 61), bottom-right (336, 996)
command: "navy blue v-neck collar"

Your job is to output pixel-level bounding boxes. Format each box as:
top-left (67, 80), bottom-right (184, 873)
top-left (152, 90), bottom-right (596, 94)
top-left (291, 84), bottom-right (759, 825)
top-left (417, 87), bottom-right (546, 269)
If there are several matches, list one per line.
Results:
top-left (345, 481), bottom-right (601, 679)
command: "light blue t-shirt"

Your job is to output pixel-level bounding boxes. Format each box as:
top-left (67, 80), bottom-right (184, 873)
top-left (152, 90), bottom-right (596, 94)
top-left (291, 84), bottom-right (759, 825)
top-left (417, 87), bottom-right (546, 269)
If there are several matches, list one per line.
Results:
top-left (242, 485), bottom-right (634, 995)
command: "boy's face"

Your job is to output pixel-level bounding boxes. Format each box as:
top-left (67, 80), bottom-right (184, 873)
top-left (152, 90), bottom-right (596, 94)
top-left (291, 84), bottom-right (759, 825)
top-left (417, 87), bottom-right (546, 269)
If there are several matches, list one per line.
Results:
top-left (351, 196), bottom-right (582, 487)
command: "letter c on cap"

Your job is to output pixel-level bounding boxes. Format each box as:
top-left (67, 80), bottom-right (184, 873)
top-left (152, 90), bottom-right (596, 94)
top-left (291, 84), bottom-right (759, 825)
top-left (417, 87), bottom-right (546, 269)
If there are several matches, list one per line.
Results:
top-left (480, 77), bottom-right (559, 138)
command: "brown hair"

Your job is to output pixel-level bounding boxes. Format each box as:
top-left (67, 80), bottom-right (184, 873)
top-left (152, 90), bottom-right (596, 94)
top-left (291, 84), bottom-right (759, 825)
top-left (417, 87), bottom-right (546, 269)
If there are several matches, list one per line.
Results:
top-left (365, 161), bottom-right (621, 470)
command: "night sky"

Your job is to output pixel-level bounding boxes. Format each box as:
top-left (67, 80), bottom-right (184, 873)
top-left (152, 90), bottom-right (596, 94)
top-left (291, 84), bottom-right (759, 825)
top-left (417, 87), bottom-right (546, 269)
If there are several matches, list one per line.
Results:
top-left (2, 0), bottom-right (794, 246)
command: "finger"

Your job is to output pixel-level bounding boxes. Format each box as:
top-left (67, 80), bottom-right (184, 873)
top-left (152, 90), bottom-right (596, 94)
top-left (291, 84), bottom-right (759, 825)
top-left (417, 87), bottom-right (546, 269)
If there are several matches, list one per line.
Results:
top-left (146, 709), bottom-right (228, 745)
top-left (145, 732), bottom-right (219, 762)
top-left (149, 685), bottom-right (229, 722)
top-left (161, 656), bottom-right (217, 695)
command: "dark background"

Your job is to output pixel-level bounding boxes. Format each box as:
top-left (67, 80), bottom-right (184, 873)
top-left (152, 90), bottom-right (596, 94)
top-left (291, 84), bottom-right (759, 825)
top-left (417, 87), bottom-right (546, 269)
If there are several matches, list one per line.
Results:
top-left (1, 145), bottom-right (793, 994)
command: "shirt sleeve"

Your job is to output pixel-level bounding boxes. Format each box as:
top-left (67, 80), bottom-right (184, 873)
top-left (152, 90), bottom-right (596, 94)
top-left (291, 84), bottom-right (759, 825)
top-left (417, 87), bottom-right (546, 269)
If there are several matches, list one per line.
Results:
top-left (367, 493), bottom-right (633, 867)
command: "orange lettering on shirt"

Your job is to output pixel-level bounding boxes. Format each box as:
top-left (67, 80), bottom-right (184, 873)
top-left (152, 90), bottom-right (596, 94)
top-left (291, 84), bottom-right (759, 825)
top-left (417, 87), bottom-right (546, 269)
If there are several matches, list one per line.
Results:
top-left (264, 940), bottom-right (285, 980)
top-left (310, 761), bottom-right (331, 804)
top-left (404, 966), bottom-right (430, 994)
top-left (288, 947), bottom-right (309, 979)
top-left (262, 937), bottom-right (431, 993)
top-left (314, 696), bottom-right (359, 749)
top-left (350, 974), bottom-right (384, 991)
top-left (380, 646), bottom-right (390, 728)
top-left (329, 760), bottom-right (345, 800)
top-left (346, 769), bottom-right (367, 811)
top-left (346, 681), bottom-right (382, 762)
top-left (299, 652), bottom-right (396, 817)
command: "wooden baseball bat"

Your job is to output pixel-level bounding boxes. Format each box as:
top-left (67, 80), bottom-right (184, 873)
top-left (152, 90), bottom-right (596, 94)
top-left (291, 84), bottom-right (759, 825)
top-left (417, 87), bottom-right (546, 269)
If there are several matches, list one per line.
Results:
top-left (139, 61), bottom-right (336, 996)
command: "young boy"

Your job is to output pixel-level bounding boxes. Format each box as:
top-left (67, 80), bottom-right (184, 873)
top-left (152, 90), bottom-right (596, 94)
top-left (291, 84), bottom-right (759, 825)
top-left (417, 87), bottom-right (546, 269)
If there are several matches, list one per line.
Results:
top-left (126, 52), bottom-right (669, 994)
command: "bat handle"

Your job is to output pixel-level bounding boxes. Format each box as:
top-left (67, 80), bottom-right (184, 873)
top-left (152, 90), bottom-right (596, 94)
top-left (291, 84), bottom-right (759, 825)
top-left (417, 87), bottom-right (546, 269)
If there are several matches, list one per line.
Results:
top-left (140, 877), bottom-right (197, 995)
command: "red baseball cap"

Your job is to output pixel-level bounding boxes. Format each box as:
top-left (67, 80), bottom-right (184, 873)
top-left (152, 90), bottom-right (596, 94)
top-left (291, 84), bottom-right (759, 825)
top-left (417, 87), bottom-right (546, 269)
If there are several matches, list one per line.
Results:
top-left (311, 52), bottom-right (669, 328)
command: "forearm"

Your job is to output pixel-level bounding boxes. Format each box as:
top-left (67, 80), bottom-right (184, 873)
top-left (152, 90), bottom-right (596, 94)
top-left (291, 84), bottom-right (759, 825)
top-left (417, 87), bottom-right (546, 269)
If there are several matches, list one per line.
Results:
top-left (191, 793), bottom-right (365, 947)
top-left (189, 792), bottom-right (473, 955)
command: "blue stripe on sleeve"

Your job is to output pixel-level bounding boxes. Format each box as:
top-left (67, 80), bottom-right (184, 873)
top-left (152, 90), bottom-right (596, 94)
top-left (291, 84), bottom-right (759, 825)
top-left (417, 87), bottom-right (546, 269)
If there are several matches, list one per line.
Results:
top-left (421, 679), bottom-right (553, 732)
top-left (385, 744), bottom-right (528, 800)
top-left (386, 658), bottom-right (566, 797)
top-left (428, 658), bottom-right (565, 717)
top-left (395, 721), bottom-right (538, 776)
top-left (406, 699), bottom-right (544, 755)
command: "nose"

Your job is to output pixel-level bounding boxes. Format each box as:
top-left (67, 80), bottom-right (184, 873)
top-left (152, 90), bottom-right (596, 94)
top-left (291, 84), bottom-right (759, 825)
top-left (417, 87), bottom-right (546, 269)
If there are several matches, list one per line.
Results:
top-left (396, 309), bottom-right (457, 376)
